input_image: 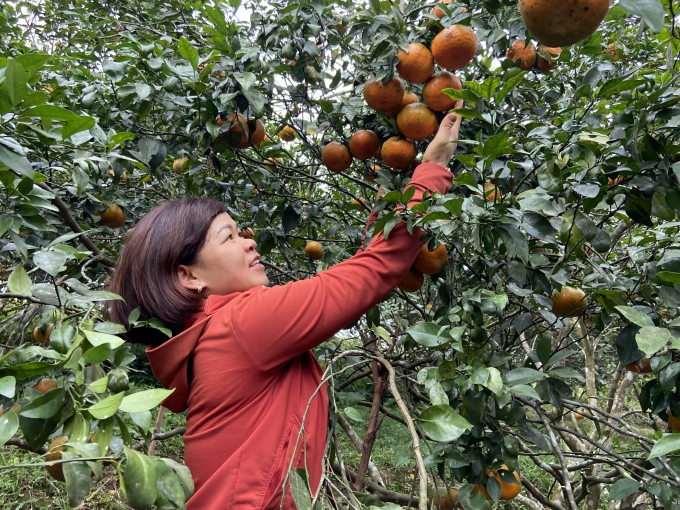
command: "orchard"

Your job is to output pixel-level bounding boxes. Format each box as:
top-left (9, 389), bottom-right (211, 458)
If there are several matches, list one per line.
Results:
top-left (1, 0), bottom-right (680, 509)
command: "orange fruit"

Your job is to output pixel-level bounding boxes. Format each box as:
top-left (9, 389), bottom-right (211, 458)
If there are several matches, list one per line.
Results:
top-left (604, 43), bottom-right (621, 61)
top-left (352, 198), bottom-right (369, 211)
top-left (428, 487), bottom-right (460, 510)
top-left (33, 323), bottom-right (54, 343)
top-left (536, 45), bottom-right (562, 74)
top-left (279, 125), bottom-right (296, 142)
top-left (431, 0), bottom-right (467, 19)
top-left (414, 243), bottom-right (448, 275)
top-left (239, 119), bottom-right (266, 149)
top-left (518, 0), bottom-right (611, 48)
top-left (607, 175), bottom-right (624, 186)
top-left (305, 241), bottom-right (324, 260)
top-left (530, 246), bottom-right (553, 253)
top-left (349, 130), bottom-right (380, 160)
top-left (574, 409), bottom-right (589, 420)
top-left (214, 113), bottom-right (249, 151)
top-left (95, 204), bottom-right (126, 228)
top-left (422, 72), bottom-right (462, 112)
top-left (172, 157), bottom-right (187, 172)
top-left (431, 25), bottom-right (478, 70)
top-left (46, 436), bottom-right (69, 481)
top-left (482, 182), bottom-right (502, 201)
top-left (550, 286), bottom-right (588, 318)
top-left (506, 40), bottom-right (537, 70)
top-left (264, 157), bottom-right (283, 170)
top-left (396, 43), bottom-right (435, 84)
top-left (397, 103), bottom-right (438, 141)
top-left (628, 357), bottom-right (652, 374)
top-left (381, 136), bottom-right (416, 170)
top-left (474, 465), bottom-right (522, 500)
top-left (398, 267), bottom-right (424, 292)
top-left (668, 411), bottom-right (680, 432)
top-left (32, 377), bottom-right (58, 394)
top-left (241, 228), bottom-right (255, 240)
top-left (386, 91), bottom-right (420, 118)
top-left (374, 144), bottom-right (383, 160)
top-left (322, 142), bottom-right (353, 173)
top-left (363, 77), bottom-right (406, 112)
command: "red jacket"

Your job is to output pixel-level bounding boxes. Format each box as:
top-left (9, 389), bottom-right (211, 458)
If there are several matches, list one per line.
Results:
top-left (145, 162), bottom-right (453, 510)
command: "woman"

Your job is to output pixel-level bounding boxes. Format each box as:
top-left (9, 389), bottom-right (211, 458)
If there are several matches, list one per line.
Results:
top-left (108, 106), bottom-right (463, 510)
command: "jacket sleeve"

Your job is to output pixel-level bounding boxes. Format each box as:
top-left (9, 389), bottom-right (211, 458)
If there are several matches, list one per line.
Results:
top-left (230, 162), bottom-right (453, 372)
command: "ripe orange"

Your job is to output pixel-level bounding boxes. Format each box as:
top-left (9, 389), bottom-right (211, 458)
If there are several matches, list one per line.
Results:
top-left (550, 286), bottom-right (588, 317)
top-left (628, 357), bottom-right (652, 374)
top-left (279, 125), bottom-right (296, 142)
top-left (519, 0), bottom-right (610, 48)
top-left (608, 175), bottom-right (624, 186)
top-left (239, 119), bottom-right (266, 149)
top-left (322, 142), bottom-right (353, 173)
top-left (45, 436), bottom-right (69, 481)
top-left (506, 40), bottom-right (537, 70)
top-left (428, 487), bottom-right (460, 510)
top-left (668, 411), bottom-right (680, 432)
top-left (396, 103), bottom-right (438, 141)
top-left (34, 323), bottom-right (54, 343)
top-left (398, 267), bottom-right (424, 292)
top-left (536, 45), bottom-right (562, 74)
top-left (386, 91), bottom-right (420, 118)
top-left (431, 0), bottom-right (467, 19)
top-left (305, 241), bottom-right (324, 260)
top-left (431, 25), bottom-right (478, 70)
top-left (108, 169), bottom-right (127, 180)
top-left (352, 198), bottom-right (369, 211)
top-left (422, 72), bottom-right (462, 112)
top-left (604, 43), bottom-right (621, 61)
top-left (95, 204), bottom-right (126, 228)
top-left (396, 43), bottom-right (435, 84)
top-left (264, 157), bottom-right (283, 170)
top-left (414, 243), bottom-right (448, 275)
top-left (32, 377), bottom-right (58, 394)
top-left (215, 113), bottom-right (249, 148)
top-left (172, 157), bottom-right (187, 172)
top-left (474, 465), bottom-right (522, 500)
top-left (363, 77), bottom-right (406, 112)
top-left (241, 228), bottom-right (255, 240)
top-left (482, 183), bottom-right (502, 201)
top-left (349, 130), bottom-right (380, 160)
top-left (381, 136), bottom-right (416, 170)
top-left (574, 409), bottom-right (589, 420)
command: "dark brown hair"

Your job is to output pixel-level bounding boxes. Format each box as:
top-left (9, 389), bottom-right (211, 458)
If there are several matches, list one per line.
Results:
top-left (108, 197), bottom-right (226, 346)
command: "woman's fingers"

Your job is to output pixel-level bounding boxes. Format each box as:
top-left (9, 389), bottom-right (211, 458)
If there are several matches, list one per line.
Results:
top-left (422, 101), bottom-right (464, 168)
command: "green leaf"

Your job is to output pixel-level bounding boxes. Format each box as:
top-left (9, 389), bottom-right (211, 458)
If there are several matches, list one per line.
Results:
top-left (7, 264), bottom-right (32, 296)
top-left (609, 478), bottom-right (640, 500)
top-left (619, 0), bottom-right (665, 32)
top-left (509, 384), bottom-right (542, 400)
top-left (15, 53), bottom-right (50, 70)
top-left (82, 329), bottom-right (125, 349)
top-left (635, 327), bottom-right (671, 357)
top-left (0, 376), bottom-right (16, 398)
top-left (450, 107), bottom-right (484, 120)
top-left (33, 250), bottom-right (68, 277)
top-left (119, 388), bottom-right (175, 413)
top-left (0, 361), bottom-right (55, 380)
top-left (648, 433), bottom-right (680, 459)
top-left (599, 77), bottom-right (646, 99)
top-left (0, 410), bottom-right (19, 447)
top-left (658, 271), bottom-right (680, 285)
top-left (495, 71), bottom-right (526, 104)
top-left (406, 322), bottom-right (451, 347)
top-left (344, 407), bottom-right (363, 422)
top-left (0, 144), bottom-right (34, 179)
top-left (20, 388), bottom-right (65, 419)
top-left (62, 116), bottom-right (95, 139)
top-left (495, 225), bottom-right (529, 264)
top-left (442, 88), bottom-right (481, 103)
top-left (88, 375), bottom-right (109, 394)
top-left (62, 451), bottom-right (91, 508)
top-left (289, 469), bottom-right (311, 510)
top-left (2, 60), bottom-right (28, 105)
top-left (155, 459), bottom-right (187, 508)
top-left (505, 368), bottom-right (547, 386)
top-left (123, 447), bottom-right (158, 508)
top-left (179, 37), bottom-right (199, 70)
top-left (158, 458), bottom-right (193, 500)
top-left (615, 306), bottom-right (655, 328)
top-left (418, 404), bottom-right (472, 442)
top-left (87, 392), bottom-right (125, 419)
top-left (27, 104), bottom-right (80, 122)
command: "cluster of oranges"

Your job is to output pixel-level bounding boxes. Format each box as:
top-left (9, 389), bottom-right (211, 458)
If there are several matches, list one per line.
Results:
top-left (320, 0), bottom-right (478, 175)
top-left (398, 242), bottom-right (449, 293)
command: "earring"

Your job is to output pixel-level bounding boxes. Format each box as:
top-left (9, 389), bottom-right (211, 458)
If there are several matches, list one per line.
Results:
top-left (197, 285), bottom-right (202, 293)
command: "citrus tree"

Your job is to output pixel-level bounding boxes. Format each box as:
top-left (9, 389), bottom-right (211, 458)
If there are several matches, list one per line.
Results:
top-left (2, 0), bottom-right (680, 509)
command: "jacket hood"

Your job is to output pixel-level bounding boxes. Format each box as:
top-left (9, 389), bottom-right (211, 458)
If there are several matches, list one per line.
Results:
top-left (144, 292), bottom-right (255, 413)
top-left (145, 314), bottom-right (212, 413)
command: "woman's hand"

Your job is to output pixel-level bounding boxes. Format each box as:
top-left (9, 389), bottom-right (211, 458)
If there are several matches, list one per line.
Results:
top-left (422, 100), bottom-right (464, 169)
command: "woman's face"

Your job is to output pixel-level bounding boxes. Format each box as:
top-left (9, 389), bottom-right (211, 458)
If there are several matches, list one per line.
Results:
top-left (177, 213), bottom-right (268, 297)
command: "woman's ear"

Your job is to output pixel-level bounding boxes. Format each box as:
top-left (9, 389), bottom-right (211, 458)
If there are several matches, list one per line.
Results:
top-left (177, 264), bottom-right (203, 292)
